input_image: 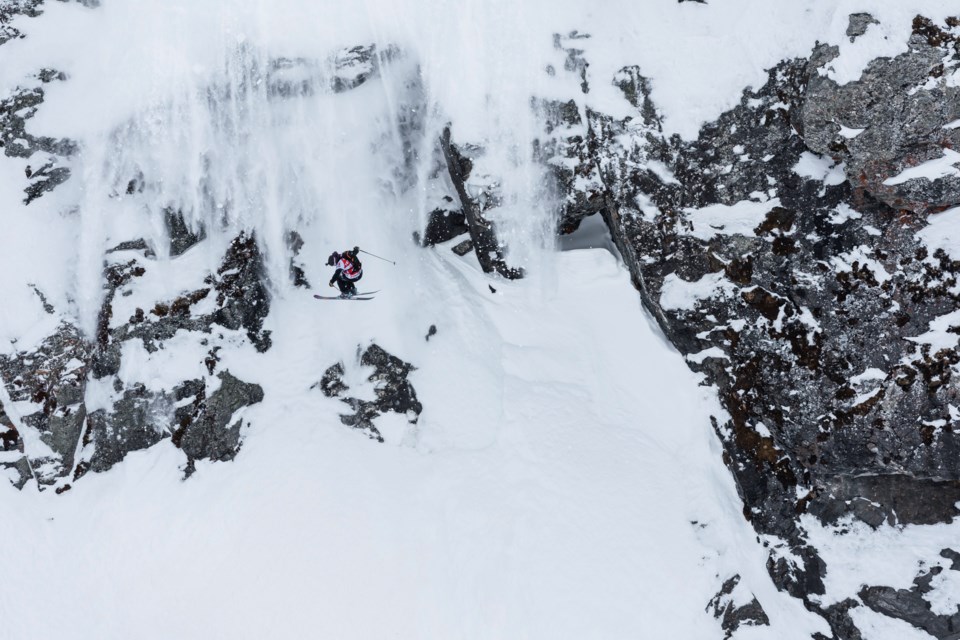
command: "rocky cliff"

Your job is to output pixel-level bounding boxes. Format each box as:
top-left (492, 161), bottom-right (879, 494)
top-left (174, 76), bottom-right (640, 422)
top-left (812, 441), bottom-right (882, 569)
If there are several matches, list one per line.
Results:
top-left (529, 13), bottom-right (960, 639)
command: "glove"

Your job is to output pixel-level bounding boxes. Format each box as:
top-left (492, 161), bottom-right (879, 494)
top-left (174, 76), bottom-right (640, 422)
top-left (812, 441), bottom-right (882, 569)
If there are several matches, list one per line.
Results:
top-left (329, 282), bottom-right (334, 288)
top-left (353, 246), bottom-right (359, 254)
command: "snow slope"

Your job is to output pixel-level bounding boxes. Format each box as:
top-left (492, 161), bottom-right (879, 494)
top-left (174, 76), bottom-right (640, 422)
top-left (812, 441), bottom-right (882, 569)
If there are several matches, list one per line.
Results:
top-left (0, 246), bottom-right (825, 639)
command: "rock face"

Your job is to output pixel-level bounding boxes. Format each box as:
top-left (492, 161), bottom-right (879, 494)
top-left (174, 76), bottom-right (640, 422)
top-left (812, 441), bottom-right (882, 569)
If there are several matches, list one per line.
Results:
top-left (440, 126), bottom-right (524, 279)
top-left (0, 322), bottom-right (89, 486)
top-left (317, 344), bottom-right (422, 442)
top-left (802, 17), bottom-right (960, 214)
top-left (706, 575), bottom-right (770, 639)
top-left (1, 230), bottom-right (268, 490)
top-left (859, 549), bottom-right (960, 638)
top-left (531, 13), bottom-right (960, 638)
top-left (1, 70), bottom-right (76, 204)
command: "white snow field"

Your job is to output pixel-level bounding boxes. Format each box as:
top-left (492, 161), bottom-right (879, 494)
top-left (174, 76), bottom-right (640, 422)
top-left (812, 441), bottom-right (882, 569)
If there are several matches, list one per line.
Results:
top-left (3, 1), bottom-right (960, 638)
top-left (0, 246), bottom-right (826, 639)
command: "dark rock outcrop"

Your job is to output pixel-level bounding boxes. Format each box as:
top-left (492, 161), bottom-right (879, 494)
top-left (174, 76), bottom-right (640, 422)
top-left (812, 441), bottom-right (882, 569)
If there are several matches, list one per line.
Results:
top-left (802, 17), bottom-right (960, 214)
top-left (267, 44), bottom-right (400, 99)
top-left (83, 384), bottom-right (169, 474)
top-left (165, 208), bottom-right (206, 257)
top-left (440, 126), bottom-right (524, 279)
top-left (1, 70), bottom-right (76, 204)
top-left (846, 13), bottom-right (879, 40)
top-left (420, 204), bottom-right (468, 246)
top-left (208, 231), bottom-right (272, 352)
top-left (860, 553), bottom-right (960, 638)
top-left (287, 230), bottom-right (310, 287)
top-left (528, 13), bottom-right (960, 637)
top-left (173, 371), bottom-right (264, 477)
top-left (0, 402), bottom-right (31, 488)
top-left (706, 575), bottom-right (770, 639)
top-left (317, 344), bottom-right (422, 442)
top-left (0, 322), bottom-right (89, 486)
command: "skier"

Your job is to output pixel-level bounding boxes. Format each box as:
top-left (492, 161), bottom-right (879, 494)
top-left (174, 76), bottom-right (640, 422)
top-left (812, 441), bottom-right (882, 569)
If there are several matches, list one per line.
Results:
top-left (327, 246), bottom-right (363, 298)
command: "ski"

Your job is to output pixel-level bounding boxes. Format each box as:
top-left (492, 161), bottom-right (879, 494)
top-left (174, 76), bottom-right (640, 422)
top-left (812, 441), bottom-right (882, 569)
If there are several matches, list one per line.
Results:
top-left (313, 294), bottom-right (375, 301)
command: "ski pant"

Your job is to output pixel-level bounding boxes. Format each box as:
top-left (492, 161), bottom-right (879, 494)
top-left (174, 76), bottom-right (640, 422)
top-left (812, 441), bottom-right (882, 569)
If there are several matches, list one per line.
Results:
top-left (332, 272), bottom-right (361, 295)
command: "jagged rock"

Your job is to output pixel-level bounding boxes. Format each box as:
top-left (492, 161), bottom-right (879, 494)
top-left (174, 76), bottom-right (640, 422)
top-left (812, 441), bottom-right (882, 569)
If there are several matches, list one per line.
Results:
top-left (287, 230), bottom-right (310, 287)
top-left (0, 322), bottom-right (89, 486)
top-left (846, 13), bottom-right (879, 40)
top-left (172, 371), bottom-right (263, 476)
top-left (808, 475), bottom-right (960, 527)
top-left (29, 284), bottom-right (54, 314)
top-left (421, 205), bottom-right (468, 246)
top-left (816, 599), bottom-right (865, 640)
top-left (91, 257), bottom-right (146, 378)
top-left (860, 563), bottom-right (960, 638)
top-left (0, 402), bottom-right (31, 489)
top-left (267, 44), bottom-right (400, 99)
top-left (529, 17), bottom-right (960, 634)
top-left (0, 3), bottom-right (97, 47)
top-left (0, 72), bottom-right (77, 203)
top-left (23, 159), bottom-right (70, 204)
top-left (553, 31), bottom-right (591, 94)
top-left (0, 75), bottom-right (74, 159)
top-left (209, 231), bottom-right (272, 352)
top-left (0, 1), bottom-right (44, 47)
top-left (451, 239), bottom-right (473, 256)
top-left (318, 344), bottom-right (422, 442)
top-left (106, 238), bottom-right (155, 257)
top-left (706, 575), bottom-right (770, 639)
top-left (802, 16), bottom-right (960, 214)
top-left (317, 362), bottom-right (348, 398)
top-left (165, 208), bottom-right (206, 257)
top-left (331, 44), bottom-right (399, 93)
top-left (941, 548), bottom-right (960, 570)
top-left (361, 344), bottom-right (421, 416)
top-left (439, 126), bottom-right (523, 279)
top-left (83, 384), bottom-right (170, 474)
top-left (534, 97), bottom-right (605, 234)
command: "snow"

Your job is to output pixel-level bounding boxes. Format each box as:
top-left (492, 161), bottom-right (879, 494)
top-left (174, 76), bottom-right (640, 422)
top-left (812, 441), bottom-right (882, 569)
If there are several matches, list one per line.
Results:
top-left (849, 606), bottom-right (937, 640)
top-left (660, 272), bottom-right (736, 312)
top-left (830, 245), bottom-right (891, 284)
top-left (794, 151), bottom-right (847, 186)
top-left (838, 125), bottom-right (866, 139)
top-left (851, 368), bottom-right (887, 385)
top-left (906, 309), bottom-right (960, 351)
top-left (884, 149), bottom-right (960, 186)
top-left (918, 205), bottom-right (960, 261)
top-left (804, 513), bottom-right (960, 637)
top-left (925, 569), bottom-right (960, 616)
top-left (0, 248), bottom-right (827, 639)
top-left (829, 203), bottom-right (862, 224)
top-left (683, 198), bottom-right (781, 241)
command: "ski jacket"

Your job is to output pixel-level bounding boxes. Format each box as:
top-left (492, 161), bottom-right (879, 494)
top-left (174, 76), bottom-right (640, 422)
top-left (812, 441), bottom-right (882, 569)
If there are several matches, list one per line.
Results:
top-left (331, 253), bottom-right (362, 283)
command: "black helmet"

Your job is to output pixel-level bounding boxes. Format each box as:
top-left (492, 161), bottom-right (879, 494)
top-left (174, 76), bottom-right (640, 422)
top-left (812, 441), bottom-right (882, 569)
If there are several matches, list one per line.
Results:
top-left (327, 252), bottom-right (340, 266)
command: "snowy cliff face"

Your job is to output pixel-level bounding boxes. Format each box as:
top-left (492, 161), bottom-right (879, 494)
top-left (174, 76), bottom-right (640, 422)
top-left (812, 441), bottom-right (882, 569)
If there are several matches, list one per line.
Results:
top-left (4, 1), bottom-right (960, 638)
top-left (543, 10), bottom-right (960, 636)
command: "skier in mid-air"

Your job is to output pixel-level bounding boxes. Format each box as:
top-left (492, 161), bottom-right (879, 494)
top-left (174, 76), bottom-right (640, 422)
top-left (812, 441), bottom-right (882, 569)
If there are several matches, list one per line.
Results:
top-left (327, 246), bottom-right (363, 298)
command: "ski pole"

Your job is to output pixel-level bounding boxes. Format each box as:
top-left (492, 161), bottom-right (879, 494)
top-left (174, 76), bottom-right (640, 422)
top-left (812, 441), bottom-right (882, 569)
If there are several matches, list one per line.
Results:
top-left (359, 249), bottom-right (396, 265)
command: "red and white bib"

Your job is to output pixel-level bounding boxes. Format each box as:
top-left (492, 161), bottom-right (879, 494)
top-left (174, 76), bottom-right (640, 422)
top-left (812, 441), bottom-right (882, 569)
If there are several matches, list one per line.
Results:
top-left (337, 257), bottom-right (361, 280)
